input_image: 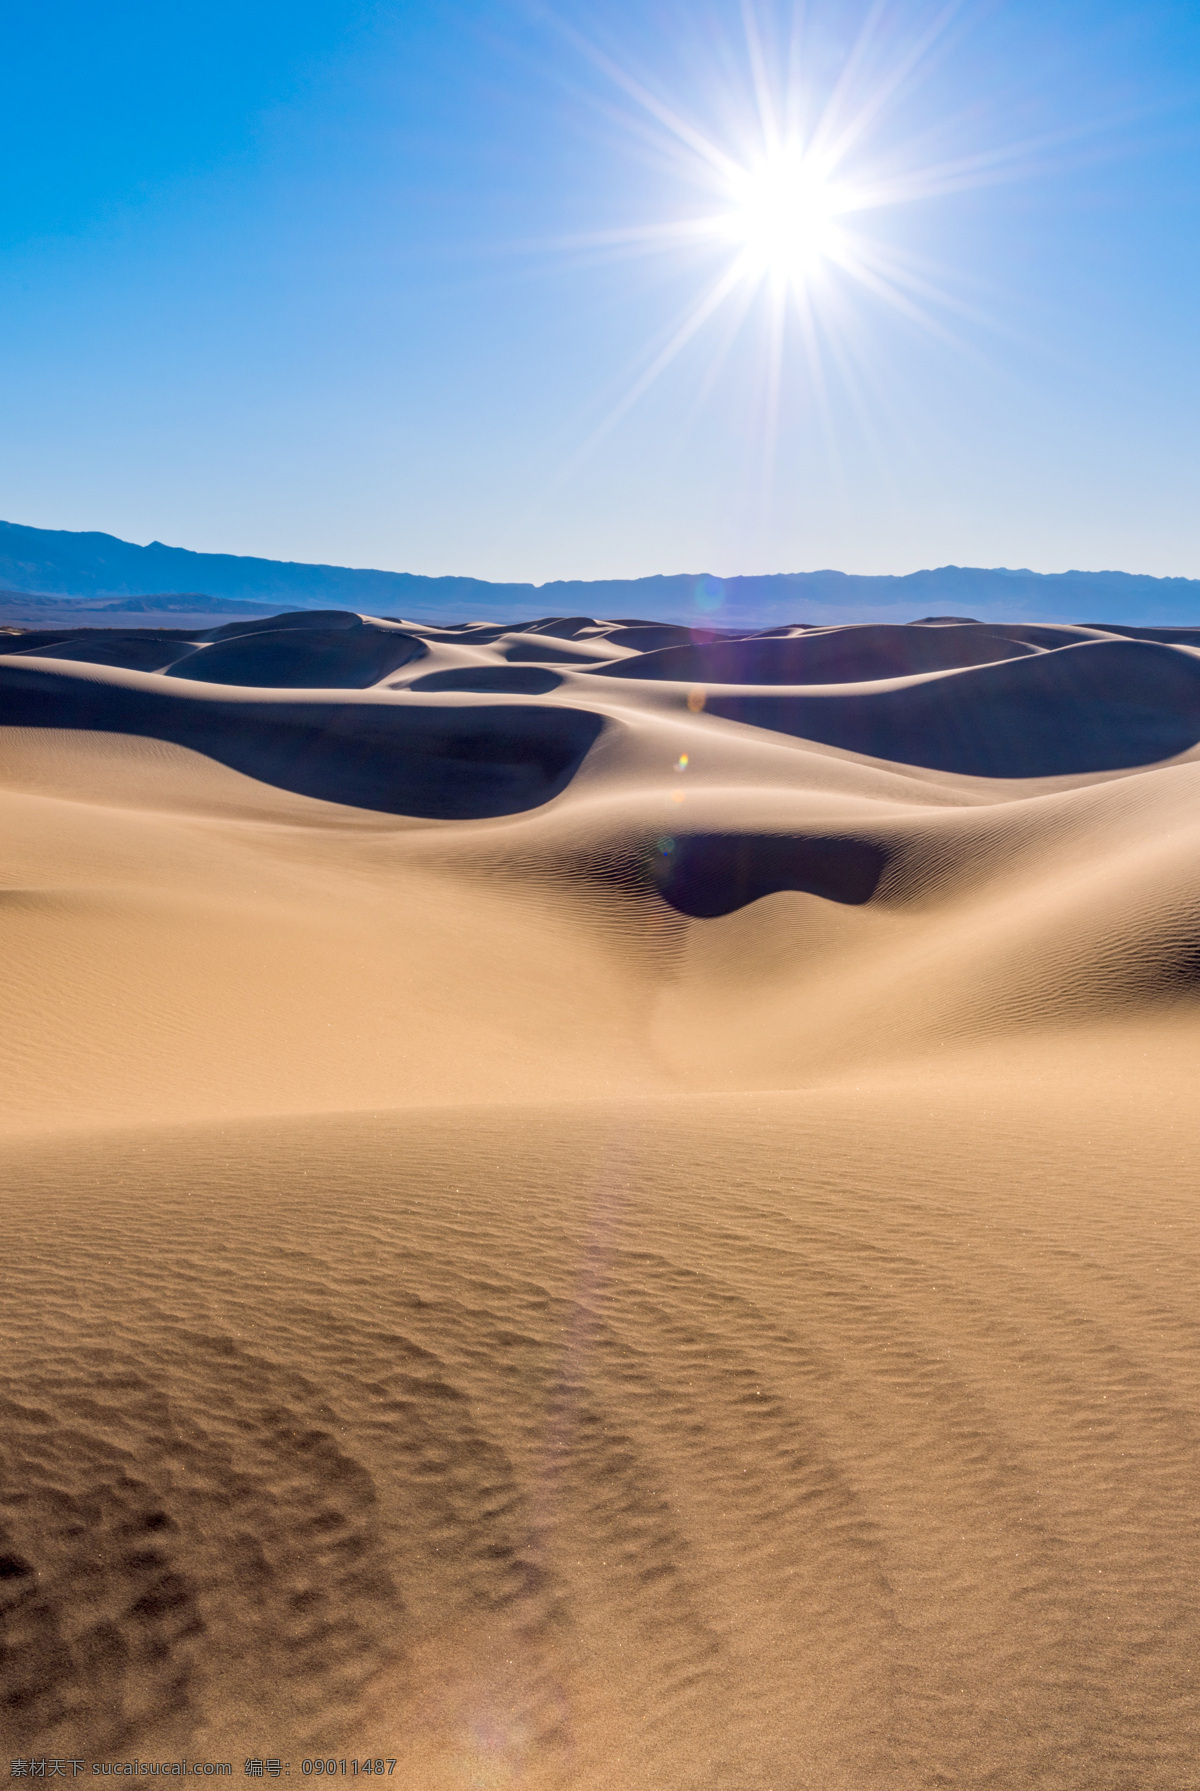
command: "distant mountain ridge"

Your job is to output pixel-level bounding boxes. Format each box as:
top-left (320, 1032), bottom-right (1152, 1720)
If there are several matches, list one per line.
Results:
top-left (3, 518), bottom-right (1199, 626)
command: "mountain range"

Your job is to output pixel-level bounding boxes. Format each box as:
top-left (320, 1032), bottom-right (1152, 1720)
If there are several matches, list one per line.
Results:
top-left (3, 517), bottom-right (1200, 625)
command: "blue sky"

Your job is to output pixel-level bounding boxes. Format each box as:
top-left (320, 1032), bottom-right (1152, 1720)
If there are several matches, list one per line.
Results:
top-left (2, 0), bottom-right (1198, 582)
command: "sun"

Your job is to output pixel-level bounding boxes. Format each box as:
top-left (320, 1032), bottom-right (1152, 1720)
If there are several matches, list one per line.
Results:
top-left (721, 149), bottom-right (843, 284)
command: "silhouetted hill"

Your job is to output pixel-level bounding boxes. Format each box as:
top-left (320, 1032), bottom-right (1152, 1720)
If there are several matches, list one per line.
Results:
top-left (3, 519), bottom-right (1199, 626)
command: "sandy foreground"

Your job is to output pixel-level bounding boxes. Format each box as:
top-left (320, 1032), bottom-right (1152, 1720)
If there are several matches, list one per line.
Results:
top-left (2, 612), bottom-right (1200, 1787)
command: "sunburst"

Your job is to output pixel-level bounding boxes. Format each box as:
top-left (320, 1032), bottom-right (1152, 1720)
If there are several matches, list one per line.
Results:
top-left (499, 1), bottom-right (1087, 557)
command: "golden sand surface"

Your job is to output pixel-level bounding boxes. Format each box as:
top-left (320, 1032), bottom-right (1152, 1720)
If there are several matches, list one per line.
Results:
top-left (2, 614), bottom-right (1200, 1786)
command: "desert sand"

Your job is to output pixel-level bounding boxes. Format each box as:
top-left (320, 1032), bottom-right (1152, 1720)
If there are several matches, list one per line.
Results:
top-left (3, 609), bottom-right (1200, 1787)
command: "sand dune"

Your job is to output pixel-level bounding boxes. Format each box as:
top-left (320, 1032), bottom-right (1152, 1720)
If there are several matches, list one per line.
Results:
top-left (3, 611), bottom-right (1200, 1785)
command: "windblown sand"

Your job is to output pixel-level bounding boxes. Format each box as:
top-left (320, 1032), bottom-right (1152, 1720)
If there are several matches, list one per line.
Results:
top-left (3, 612), bottom-right (1200, 1787)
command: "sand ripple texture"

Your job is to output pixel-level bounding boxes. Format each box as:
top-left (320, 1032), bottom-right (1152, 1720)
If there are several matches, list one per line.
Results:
top-left (3, 609), bottom-right (1200, 1786)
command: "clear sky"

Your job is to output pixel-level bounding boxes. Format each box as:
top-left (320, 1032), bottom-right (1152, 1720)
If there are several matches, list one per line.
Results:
top-left (3, 0), bottom-right (1198, 583)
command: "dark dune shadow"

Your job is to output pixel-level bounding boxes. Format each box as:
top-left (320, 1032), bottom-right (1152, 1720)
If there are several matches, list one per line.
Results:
top-left (0, 662), bottom-right (602, 819)
top-left (704, 639), bottom-right (1200, 777)
top-left (987, 623), bottom-right (1113, 648)
top-left (651, 832), bottom-right (888, 919)
top-left (408, 666), bottom-right (563, 694)
top-left (512, 616), bottom-right (602, 639)
top-left (10, 633), bottom-right (198, 672)
top-left (588, 622), bottom-right (1039, 685)
top-left (1084, 624), bottom-right (1200, 647)
top-left (167, 626), bottom-right (427, 688)
top-left (594, 624), bottom-right (700, 650)
top-left (501, 640), bottom-right (609, 665)
top-left (383, 622), bottom-right (515, 644)
top-left (198, 609), bottom-right (368, 641)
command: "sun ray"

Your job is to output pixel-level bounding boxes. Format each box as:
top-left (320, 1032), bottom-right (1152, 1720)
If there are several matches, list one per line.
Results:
top-left (740, 0), bottom-right (783, 153)
top-left (675, 269), bottom-right (764, 434)
top-left (544, 13), bottom-right (742, 182)
top-left (811, 0), bottom-right (966, 170)
top-left (493, 253), bottom-right (755, 555)
top-left (580, 255), bottom-right (756, 441)
top-left (802, 0), bottom-right (893, 165)
top-left (756, 267), bottom-right (789, 533)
